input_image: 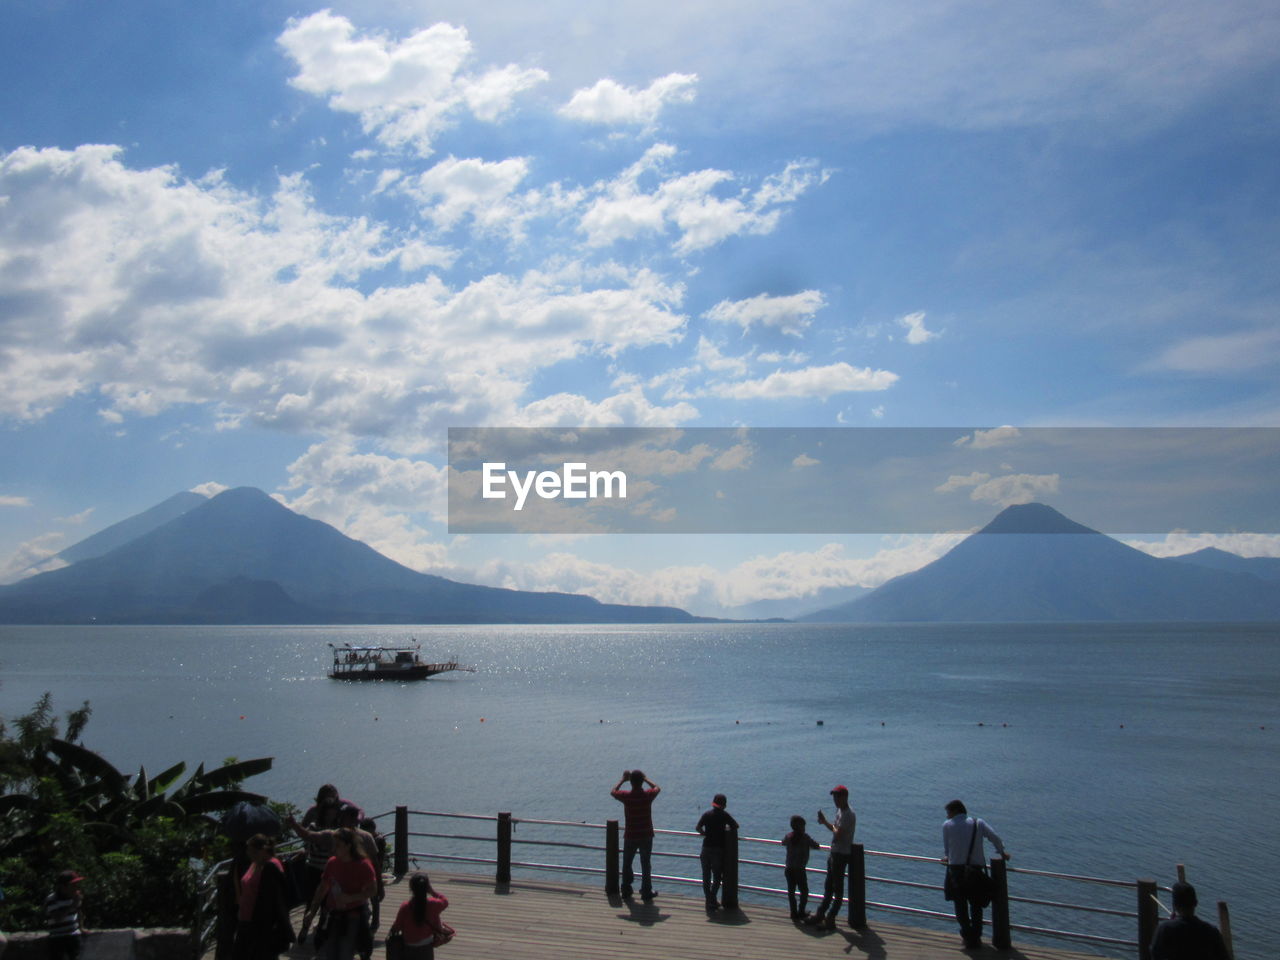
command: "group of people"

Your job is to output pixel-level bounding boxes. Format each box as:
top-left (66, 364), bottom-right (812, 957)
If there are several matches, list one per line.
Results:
top-left (609, 774), bottom-right (868, 928)
top-left (224, 783), bottom-right (451, 960)
top-left (22, 773), bottom-right (1227, 960)
top-left (609, 771), bottom-right (1230, 957)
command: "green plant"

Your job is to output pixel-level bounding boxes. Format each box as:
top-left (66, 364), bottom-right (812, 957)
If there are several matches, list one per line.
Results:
top-left (0, 694), bottom-right (273, 931)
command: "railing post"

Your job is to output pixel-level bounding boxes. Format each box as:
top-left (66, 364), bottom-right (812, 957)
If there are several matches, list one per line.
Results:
top-left (721, 827), bottom-right (739, 911)
top-left (394, 805), bottom-right (409, 878)
top-left (990, 858), bottom-right (1012, 950)
top-left (1137, 879), bottom-right (1159, 960)
top-left (497, 812), bottom-right (512, 884)
top-left (605, 820), bottom-right (620, 896)
top-left (1218, 901), bottom-right (1234, 960)
top-left (847, 842), bottom-right (867, 928)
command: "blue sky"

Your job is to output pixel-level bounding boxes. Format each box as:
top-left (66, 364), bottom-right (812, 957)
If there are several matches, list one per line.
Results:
top-left (1, 0), bottom-right (1278, 614)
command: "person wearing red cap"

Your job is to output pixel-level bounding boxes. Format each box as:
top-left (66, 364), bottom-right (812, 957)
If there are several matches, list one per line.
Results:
top-left (805, 785), bottom-right (856, 929)
top-left (45, 870), bottom-right (85, 960)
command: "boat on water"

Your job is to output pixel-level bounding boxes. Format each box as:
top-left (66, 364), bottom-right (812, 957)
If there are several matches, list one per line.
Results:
top-left (327, 642), bottom-right (471, 681)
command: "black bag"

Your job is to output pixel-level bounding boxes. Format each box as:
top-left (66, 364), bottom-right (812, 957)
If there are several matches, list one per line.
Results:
top-left (384, 931), bottom-right (404, 960)
top-left (963, 864), bottom-right (993, 908)
top-left (945, 818), bottom-right (994, 908)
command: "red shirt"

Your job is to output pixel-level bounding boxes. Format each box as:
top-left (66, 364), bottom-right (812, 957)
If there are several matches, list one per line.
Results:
top-left (391, 896), bottom-right (448, 947)
top-left (321, 856), bottom-right (377, 910)
top-left (239, 858), bottom-right (284, 922)
top-left (611, 788), bottom-right (659, 840)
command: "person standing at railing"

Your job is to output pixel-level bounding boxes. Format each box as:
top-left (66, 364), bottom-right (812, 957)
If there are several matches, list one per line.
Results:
top-left (695, 793), bottom-right (739, 913)
top-left (941, 799), bottom-right (1009, 950)
top-left (1150, 882), bottom-right (1230, 960)
top-left (805, 785), bottom-right (856, 930)
top-left (610, 769), bottom-right (661, 902)
top-left (782, 815), bottom-right (821, 922)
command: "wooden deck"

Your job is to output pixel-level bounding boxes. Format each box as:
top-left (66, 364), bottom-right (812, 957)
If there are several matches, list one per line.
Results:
top-left (294, 870), bottom-right (1113, 960)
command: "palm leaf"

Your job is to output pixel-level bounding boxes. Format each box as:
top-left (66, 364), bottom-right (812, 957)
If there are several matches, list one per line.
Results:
top-left (47, 738), bottom-right (127, 792)
top-left (184, 757), bottom-right (272, 792)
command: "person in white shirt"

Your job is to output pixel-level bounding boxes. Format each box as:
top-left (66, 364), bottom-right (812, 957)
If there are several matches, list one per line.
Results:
top-left (941, 799), bottom-right (1010, 949)
top-left (805, 785), bottom-right (857, 929)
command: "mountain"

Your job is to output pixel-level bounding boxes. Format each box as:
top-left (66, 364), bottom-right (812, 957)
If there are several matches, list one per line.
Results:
top-left (0, 487), bottom-right (702, 625)
top-left (719, 584), bottom-right (872, 621)
top-left (801, 503), bottom-right (1280, 622)
top-left (56, 490), bottom-right (207, 564)
top-left (1170, 547), bottom-right (1280, 582)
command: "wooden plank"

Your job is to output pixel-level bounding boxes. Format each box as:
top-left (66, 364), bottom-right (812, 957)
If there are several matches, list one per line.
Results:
top-left (279, 870), bottom-right (1112, 960)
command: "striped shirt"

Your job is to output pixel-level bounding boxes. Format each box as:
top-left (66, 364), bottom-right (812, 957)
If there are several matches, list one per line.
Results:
top-left (45, 892), bottom-right (81, 937)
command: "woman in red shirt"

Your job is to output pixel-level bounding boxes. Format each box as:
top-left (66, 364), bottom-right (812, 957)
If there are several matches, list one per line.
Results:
top-left (234, 834), bottom-right (294, 960)
top-left (307, 828), bottom-right (377, 960)
top-left (388, 872), bottom-right (450, 959)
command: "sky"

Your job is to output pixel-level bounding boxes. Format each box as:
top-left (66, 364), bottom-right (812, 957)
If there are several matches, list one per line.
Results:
top-left (1, 0), bottom-right (1279, 615)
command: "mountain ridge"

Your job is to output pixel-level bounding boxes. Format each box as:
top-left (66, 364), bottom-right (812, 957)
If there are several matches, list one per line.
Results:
top-left (802, 503), bottom-right (1280, 622)
top-left (0, 487), bottom-right (704, 625)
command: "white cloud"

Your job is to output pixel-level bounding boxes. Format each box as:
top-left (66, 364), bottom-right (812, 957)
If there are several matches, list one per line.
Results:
top-left (695, 337), bottom-right (750, 377)
top-left (278, 11), bottom-right (547, 157)
top-left (705, 291), bottom-right (826, 336)
top-left (54, 507), bottom-right (94, 525)
top-left (897, 310), bottom-right (938, 344)
top-left (517, 386), bottom-right (697, 427)
top-left (191, 482), bottom-right (228, 498)
top-left (1123, 532), bottom-right (1280, 558)
top-left (711, 443), bottom-right (754, 471)
top-left (792, 453), bottom-right (820, 469)
top-left (467, 534), bottom-right (963, 614)
top-left (401, 155), bottom-right (533, 234)
top-left (935, 469), bottom-right (1058, 506)
top-left (0, 146), bottom-right (693, 445)
top-left (579, 147), bottom-right (826, 254)
top-left (0, 533), bottom-right (67, 584)
top-left (0, 496), bottom-right (32, 507)
top-left (279, 440), bottom-right (455, 571)
top-left (969, 473), bottom-right (1060, 506)
top-left (953, 426), bottom-right (1021, 449)
top-left (935, 472), bottom-right (991, 493)
top-left (708, 362), bottom-right (898, 399)
top-left (1147, 328), bottom-right (1280, 374)
top-left (560, 73), bottom-right (698, 126)
top-left (757, 349), bottom-right (809, 365)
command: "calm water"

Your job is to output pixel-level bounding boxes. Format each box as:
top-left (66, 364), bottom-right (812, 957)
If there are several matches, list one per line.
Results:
top-left (1, 622), bottom-right (1277, 957)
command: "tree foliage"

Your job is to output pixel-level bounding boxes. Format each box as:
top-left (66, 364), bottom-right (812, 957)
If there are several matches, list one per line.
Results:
top-left (0, 694), bottom-right (273, 931)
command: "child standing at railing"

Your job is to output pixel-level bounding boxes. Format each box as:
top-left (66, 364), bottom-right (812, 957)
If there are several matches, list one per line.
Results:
top-left (782, 816), bottom-right (821, 921)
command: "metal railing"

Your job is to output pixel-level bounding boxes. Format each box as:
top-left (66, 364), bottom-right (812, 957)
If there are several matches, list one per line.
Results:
top-left (382, 806), bottom-right (1235, 960)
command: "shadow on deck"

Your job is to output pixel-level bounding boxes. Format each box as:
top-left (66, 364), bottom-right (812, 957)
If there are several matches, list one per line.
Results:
top-left (282, 870), bottom-right (1111, 960)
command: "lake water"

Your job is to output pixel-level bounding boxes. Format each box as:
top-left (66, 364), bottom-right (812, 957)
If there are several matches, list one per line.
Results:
top-left (1, 622), bottom-right (1276, 958)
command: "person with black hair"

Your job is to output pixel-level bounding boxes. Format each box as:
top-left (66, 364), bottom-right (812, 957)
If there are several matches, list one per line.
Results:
top-left (305, 828), bottom-right (377, 960)
top-left (233, 835), bottom-right (295, 960)
top-left (942, 799), bottom-right (1009, 950)
top-left (782, 815), bottom-right (821, 921)
top-left (1150, 882), bottom-right (1229, 960)
top-left (388, 872), bottom-right (450, 960)
top-left (695, 794), bottom-right (739, 912)
top-left (610, 769), bottom-right (661, 902)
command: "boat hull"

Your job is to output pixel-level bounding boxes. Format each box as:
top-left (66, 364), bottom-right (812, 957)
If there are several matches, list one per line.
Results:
top-left (329, 664), bottom-right (452, 681)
